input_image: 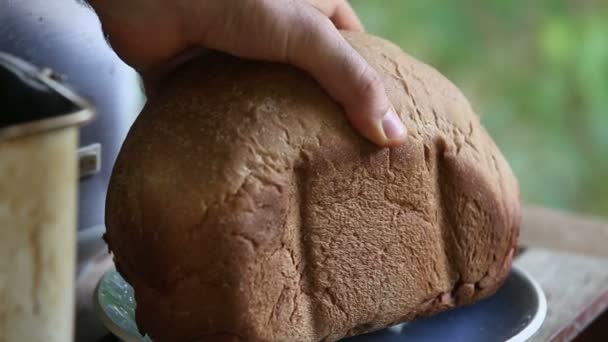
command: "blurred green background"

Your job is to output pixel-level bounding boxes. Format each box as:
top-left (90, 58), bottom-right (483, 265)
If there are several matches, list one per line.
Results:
top-left (352, 0), bottom-right (608, 218)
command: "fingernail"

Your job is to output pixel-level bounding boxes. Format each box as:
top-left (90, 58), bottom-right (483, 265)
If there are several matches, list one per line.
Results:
top-left (381, 108), bottom-right (406, 140)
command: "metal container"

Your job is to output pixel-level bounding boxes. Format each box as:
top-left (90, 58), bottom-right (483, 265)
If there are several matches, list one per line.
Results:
top-left (0, 53), bottom-right (94, 342)
top-left (1, 2), bottom-right (145, 340)
top-left (0, 0), bottom-right (144, 272)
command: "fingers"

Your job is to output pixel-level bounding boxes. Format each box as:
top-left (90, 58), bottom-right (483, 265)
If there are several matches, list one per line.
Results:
top-left (330, 1), bottom-right (364, 31)
top-left (196, 0), bottom-right (406, 146)
top-left (307, 0), bottom-right (364, 31)
top-left (92, 0), bottom-right (407, 147)
top-left (283, 3), bottom-right (407, 146)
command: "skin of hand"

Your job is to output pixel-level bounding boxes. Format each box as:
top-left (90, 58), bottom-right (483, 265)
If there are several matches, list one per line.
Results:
top-left (88, 0), bottom-right (407, 147)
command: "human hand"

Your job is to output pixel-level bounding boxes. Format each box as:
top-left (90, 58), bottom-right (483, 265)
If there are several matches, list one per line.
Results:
top-left (88, 0), bottom-right (407, 146)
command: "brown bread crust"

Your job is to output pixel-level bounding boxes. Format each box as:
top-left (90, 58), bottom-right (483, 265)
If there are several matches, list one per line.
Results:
top-left (105, 32), bottom-right (520, 342)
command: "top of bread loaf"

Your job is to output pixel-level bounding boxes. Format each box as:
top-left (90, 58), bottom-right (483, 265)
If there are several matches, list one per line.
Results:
top-left (105, 32), bottom-right (520, 341)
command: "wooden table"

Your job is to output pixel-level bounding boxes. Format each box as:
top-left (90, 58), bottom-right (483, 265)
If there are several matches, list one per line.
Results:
top-left (86, 206), bottom-right (608, 342)
top-left (515, 249), bottom-right (608, 341)
top-left (517, 207), bottom-right (608, 341)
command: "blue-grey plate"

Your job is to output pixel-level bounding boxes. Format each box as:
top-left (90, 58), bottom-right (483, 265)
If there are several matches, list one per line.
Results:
top-left (94, 265), bottom-right (546, 342)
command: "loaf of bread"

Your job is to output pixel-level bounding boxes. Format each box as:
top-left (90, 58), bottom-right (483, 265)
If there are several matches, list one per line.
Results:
top-left (105, 32), bottom-right (520, 342)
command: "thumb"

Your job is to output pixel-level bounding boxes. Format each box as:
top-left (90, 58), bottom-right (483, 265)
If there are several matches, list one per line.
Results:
top-left (283, 6), bottom-right (407, 146)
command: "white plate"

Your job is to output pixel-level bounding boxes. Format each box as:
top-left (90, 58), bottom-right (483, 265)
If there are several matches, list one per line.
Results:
top-left (94, 266), bottom-right (546, 342)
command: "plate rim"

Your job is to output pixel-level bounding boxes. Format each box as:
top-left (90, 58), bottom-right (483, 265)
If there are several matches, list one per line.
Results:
top-left (506, 266), bottom-right (547, 342)
top-left (94, 265), bottom-right (547, 342)
top-left (93, 274), bottom-right (145, 342)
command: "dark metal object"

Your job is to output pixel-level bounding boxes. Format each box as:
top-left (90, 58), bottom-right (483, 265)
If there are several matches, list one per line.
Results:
top-left (0, 52), bottom-right (93, 139)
